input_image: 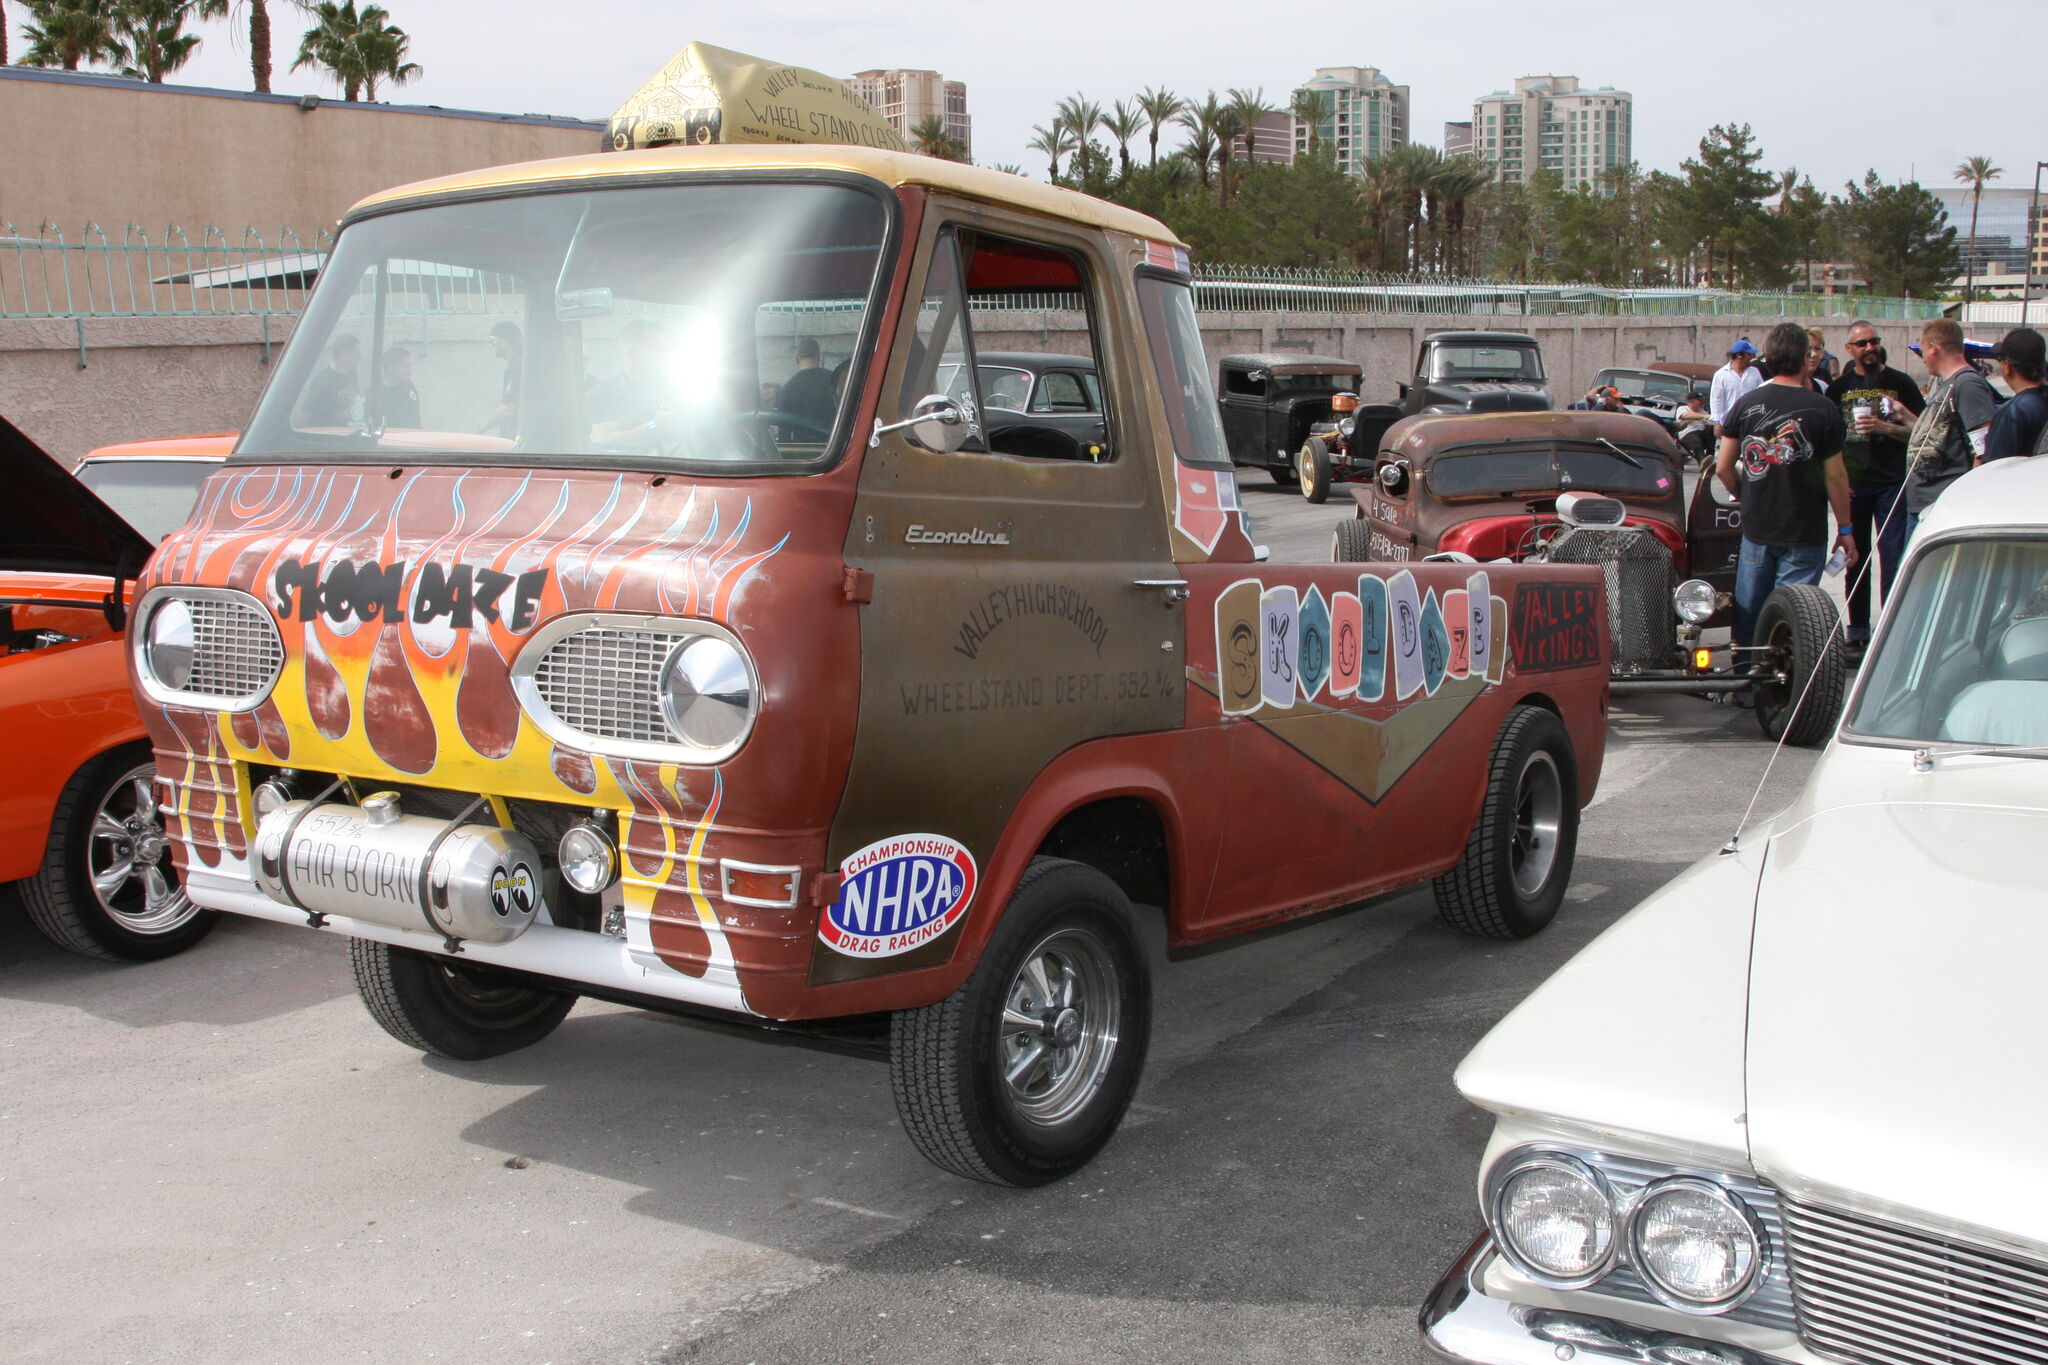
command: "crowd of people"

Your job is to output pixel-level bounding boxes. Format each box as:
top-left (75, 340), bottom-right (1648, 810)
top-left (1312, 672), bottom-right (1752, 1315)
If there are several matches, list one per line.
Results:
top-left (1703, 316), bottom-right (2048, 674)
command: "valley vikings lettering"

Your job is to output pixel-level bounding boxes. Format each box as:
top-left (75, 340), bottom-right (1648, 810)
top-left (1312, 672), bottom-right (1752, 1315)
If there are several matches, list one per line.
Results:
top-left (819, 835), bottom-right (979, 958)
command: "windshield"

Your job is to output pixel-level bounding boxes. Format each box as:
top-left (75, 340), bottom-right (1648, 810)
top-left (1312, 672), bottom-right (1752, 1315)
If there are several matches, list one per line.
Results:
top-left (241, 181), bottom-right (891, 472)
top-left (1848, 536), bottom-right (2048, 748)
top-left (74, 459), bottom-right (213, 543)
top-left (1428, 444), bottom-right (1673, 500)
top-left (1271, 372), bottom-right (1358, 392)
top-left (1428, 343), bottom-right (1544, 383)
top-left (1599, 371), bottom-right (1689, 405)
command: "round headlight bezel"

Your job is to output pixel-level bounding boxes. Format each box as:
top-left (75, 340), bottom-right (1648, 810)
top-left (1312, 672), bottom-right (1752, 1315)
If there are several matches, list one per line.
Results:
top-left (1626, 1177), bottom-right (1766, 1313)
top-left (658, 632), bottom-right (758, 755)
top-left (144, 595), bottom-right (197, 692)
top-left (558, 820), bottom-right (620, 895)
top-left (1673, 578), bottom-right (1718, 626)
top-left (1488, 1151), bottom-right (1619, 1290)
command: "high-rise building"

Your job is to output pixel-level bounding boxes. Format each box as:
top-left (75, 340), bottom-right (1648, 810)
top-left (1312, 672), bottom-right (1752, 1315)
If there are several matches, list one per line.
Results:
top-left (849, 69), bottom-right (971, 159)
top-left (1290, 66), bottom-right (1409, 177)
top-left (1235, 112), bottom-right (1294, 166)
top-left (1443, 121), bottom-right (1474, 157)
top-left (1932, 186), bottom-right (2036, 276)
top-left (1471, 75), bottom-right (1631, 189)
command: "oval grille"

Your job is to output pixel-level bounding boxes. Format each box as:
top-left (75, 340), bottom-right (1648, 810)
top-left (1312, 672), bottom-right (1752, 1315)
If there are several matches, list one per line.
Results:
top-left (531, 627), bottom-right (674, 745)
top-left (1783, 1195), bottom-right (2048, 1364)
top-left (183, 596), bottom-right (286, 701)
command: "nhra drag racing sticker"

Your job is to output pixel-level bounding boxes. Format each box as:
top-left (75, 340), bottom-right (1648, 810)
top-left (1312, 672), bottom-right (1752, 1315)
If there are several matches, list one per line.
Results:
top-left (819, 835), bottom-right (979, 958)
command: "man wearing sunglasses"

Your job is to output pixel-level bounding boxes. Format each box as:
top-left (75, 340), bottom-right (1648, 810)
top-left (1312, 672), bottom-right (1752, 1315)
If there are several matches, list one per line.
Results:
top-left (1824, 321), bottom-right (1923, 654)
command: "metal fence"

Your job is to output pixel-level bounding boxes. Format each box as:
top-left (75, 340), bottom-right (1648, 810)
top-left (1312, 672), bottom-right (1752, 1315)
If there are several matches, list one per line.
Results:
top-left (0, 227), bottom-right (1946, 323)
top-left (0, 223), bottom-right (331, 319)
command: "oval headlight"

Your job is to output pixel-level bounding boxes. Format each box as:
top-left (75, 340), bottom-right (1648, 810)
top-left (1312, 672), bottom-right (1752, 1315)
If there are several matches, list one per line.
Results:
top-left (1628, 1179), bottom-right (1763, 1310)
top-left (1674, 578), bottom-right (1717, 625)
top-left (1338, 418), bottom-right (1356, 438)
top-left (658, 634), bottom-right (756, 751)
top-left (1491, 1154), bottom-right (1616, 1287)
top-left (145, 597), bottom-right (197, 691)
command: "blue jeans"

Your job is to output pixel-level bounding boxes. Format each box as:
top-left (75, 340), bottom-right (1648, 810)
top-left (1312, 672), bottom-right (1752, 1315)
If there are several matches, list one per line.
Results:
top-left (1847, 482), bottom-right (1907, 641)
top-left (1734, 539), bottom-right (1826, 650)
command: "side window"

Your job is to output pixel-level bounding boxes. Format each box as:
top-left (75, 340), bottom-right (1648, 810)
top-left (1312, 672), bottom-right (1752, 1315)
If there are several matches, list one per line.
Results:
top-left (1032, 372), bottom-right (1091, 413)
top-left (1135, 272), bottom-right (1231, 469)
top-left (1223, 368), bottom-right (1266, 398)
top-left (896, 225), bottom-right (1112, 462)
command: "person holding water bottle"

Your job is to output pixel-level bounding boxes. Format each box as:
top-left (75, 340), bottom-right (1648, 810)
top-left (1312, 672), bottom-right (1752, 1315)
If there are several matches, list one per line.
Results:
top-left (1716, 323), bottom-right (1856, 696)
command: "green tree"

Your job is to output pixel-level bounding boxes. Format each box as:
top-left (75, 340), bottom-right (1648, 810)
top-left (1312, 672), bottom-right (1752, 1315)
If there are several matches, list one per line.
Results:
top-left (112, 0), bottom-right (220, 83)
top-left (20, 0), bottom-right (122, 71)
top-left (1026, 123), bottom-right (1074, 181)
top-left (1676, 123), bottom-right (1776, 286)
top-left (1290, 87), bottom-right (1330, 160)
top-left (1434, 155), bottom-right (1494, 276)
top-left (1777, 174), bottom-right (1836, 294)
top-left (1955, 155), bottom-right (2003, 306)
top-left (1053, 94), bottom-right (1103, 180)
top-left (1102, 100), bottom-right (1143, 179)
top-left (909, 114), bottom-right (965, 162)
top-left (220, 0), bottom-right (278, 92)
top-left (1175, 92), bottom-right (1226, 194)
top-left (292, 1), bottom-right (417, 101)
top-left (1134, 86), bottom-right (1183, 169)
top-left (1839, 171), bottom-right (1959, 297)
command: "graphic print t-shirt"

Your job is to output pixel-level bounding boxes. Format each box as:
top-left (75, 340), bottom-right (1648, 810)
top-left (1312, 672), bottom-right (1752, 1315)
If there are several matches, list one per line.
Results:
top-left (1724, 381), bottom-right (1845, 546)
top-left (1824, 364), bottom-right (1924, 486)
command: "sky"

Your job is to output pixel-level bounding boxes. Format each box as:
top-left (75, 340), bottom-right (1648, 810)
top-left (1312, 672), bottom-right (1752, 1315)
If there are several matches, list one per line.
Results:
top-left (11, 0), bottom-right (2036, 198)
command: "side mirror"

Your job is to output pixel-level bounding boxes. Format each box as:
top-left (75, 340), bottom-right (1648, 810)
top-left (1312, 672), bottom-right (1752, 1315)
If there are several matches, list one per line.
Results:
top-left (871, 393), bottom-right (971, 452)
top-left (1377, 460), bottom-right (1410, 496)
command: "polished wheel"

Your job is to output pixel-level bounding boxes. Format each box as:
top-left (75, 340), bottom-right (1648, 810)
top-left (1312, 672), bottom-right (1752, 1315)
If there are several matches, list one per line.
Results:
top-left (87, 762), bottom-right (197, 935)
top-left (1509, 750), bottom-right (1565, 899)
top-left (996, 926), bottom-right (1121, 1129)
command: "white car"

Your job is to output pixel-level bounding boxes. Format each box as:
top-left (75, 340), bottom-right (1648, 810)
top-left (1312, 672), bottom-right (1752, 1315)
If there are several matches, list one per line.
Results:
top-left (1421, 454), bottom-right (2048, 1365)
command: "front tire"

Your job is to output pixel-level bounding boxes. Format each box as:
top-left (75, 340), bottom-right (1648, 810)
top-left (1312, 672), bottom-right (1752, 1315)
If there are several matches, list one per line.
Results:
top-left (1333, 517), bottom-right (1373, 562)
top-left (349, 940), bottom-right (576, 1060)
top-left (1753, 584), bottom-right (1846, 747)
top-left (891, 858), bottom-right (1150, 1186)
top-left (1433, 706), bottom-right (1579, 939)
top-left (1298, 438), bottom-right (1332, 503)
top-left (22, 745), bottom-right (215, 962)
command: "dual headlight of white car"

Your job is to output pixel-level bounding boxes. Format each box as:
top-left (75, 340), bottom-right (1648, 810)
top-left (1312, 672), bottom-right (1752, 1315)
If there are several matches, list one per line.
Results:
top-left (1488, 1146), bottom-right (1768, 1313)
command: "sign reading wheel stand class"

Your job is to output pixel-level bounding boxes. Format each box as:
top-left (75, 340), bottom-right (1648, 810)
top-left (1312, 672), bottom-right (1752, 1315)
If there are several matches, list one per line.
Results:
top-left (604, 41), bottom-right (907, 153)
top-left (819, 835), bottom-right (979, 958)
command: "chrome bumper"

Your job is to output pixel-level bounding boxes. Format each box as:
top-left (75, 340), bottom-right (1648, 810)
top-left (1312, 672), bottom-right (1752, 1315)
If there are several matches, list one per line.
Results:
top-left (1420, 1233), bottom-right (1795, 1365)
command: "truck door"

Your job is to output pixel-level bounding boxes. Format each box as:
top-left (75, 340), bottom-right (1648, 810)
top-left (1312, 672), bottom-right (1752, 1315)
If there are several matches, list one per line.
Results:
top-left (820, 216), bottom-right (1183, 986)
top-left (1218, 365), bottom-right (1270, 466)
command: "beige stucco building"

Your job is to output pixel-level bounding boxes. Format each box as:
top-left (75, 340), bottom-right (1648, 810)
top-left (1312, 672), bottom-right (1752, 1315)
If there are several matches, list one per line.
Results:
top-left (1472, 74), bottom-right (1632, 189)
top-left (847, 69), bottom-right (971, 158)
top-left (0, 66), bottom-right (602, 244)
top-left (1290, 66), bottom-right (1409, 177)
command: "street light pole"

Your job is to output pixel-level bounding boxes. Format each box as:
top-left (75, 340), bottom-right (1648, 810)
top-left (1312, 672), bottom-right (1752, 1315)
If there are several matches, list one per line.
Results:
top-left (2026, 161), bottom-right (2047, 328)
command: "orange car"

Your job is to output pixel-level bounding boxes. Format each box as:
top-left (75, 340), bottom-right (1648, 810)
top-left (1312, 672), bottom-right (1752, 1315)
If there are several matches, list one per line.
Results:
top-left (2, 418), bottom-right (228, 960)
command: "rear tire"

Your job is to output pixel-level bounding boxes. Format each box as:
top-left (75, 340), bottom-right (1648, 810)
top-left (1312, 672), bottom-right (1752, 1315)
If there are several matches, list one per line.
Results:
top-left (1433, 706), bottom-right (1579, 939)
top-left (349, 939), bottom-right (576, 1060)
top-left (1268, 463), bottom-right (1295, 486)
top-left (1753, 584), bottom-right (1846, 748)
top-left (1298, 438), bottom-right (1332, 503)
top-left (1333, 517), bottom-right (1373, 563)
top-left (891, 858), bottom-right (1150, 1186)
top-left (22, 745), bottom-right (215, 962)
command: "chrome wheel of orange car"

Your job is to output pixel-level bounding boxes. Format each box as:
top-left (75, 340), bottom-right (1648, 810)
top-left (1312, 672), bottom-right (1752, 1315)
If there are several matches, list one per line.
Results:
top-left (891, 857), bottom-right (1151, 1186)
top-left (23, 745), bottom-right (217, 962)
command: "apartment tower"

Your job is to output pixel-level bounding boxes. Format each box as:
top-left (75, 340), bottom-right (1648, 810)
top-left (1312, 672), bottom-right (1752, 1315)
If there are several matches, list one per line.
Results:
top-left (1290, 66), bottom-right (1409, 177)
top-left (849, 69), bottom-right (971, 158)
top-left (1472, 75), bottom-right (1631, 188)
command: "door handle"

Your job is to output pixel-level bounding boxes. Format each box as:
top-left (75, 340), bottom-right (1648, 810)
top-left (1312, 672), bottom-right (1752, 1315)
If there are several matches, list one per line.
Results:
top-left (1131, 578), bottom-right (1190, 604)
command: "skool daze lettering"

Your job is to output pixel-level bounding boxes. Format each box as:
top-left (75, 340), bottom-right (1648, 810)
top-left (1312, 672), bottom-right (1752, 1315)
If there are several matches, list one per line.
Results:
top-left (273, 558), bottom-right (549, 631)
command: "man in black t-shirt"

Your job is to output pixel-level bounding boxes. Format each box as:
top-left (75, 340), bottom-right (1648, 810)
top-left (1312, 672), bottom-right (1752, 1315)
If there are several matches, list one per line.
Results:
top-left (1824, 323), bottom-right (1924, 645)
top-left (1716, 323), bottom-right (1855, 661)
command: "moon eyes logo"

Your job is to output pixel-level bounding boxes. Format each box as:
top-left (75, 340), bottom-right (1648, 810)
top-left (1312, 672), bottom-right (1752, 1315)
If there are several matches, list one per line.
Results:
top-left (490, 863), bottom-right (537, 919)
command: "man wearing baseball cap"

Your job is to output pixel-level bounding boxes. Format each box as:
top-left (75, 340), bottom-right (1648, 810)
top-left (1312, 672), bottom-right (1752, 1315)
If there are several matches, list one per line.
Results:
top-left (1709, 337), bottom-right (1764, 439)
top-left (1984, 327), bottom-right (2048, 460)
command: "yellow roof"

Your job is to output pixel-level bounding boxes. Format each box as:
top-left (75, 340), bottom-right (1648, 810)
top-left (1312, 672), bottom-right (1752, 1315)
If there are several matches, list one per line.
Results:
top-left (348, 144), bottom-right (1183, 246)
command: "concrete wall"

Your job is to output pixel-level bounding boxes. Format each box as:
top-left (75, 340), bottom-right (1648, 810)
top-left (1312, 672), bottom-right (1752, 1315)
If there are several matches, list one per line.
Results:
top-left (0, 312), bottom-right (1971, 468)
top-left (0, 68), bottom-right (600, 243)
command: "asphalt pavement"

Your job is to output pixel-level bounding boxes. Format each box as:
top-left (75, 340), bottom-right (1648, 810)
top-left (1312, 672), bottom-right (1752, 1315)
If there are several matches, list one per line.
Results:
top-left (1, 473), bottom-right (1826, 1365)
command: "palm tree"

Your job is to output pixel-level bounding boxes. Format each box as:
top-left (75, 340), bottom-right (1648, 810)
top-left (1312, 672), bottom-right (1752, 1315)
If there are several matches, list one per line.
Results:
top-left (1054, 95), bottom-right (1104, 180)
top-left (220, 0), bottom-right (279, 92)
top-left (1385, 144), bottom-right (1444, 271)
top-left (1135, 86), bottom-right (1183, 169)
top-left (1225, 86), bottom-right (1274, 174)
top-left (1103, 100), bottom-right (1144, 179)
top-left (1436, 155), bottom-right (1493, 275)
top-left (1290, 87), bottom-right (1331, 159)
top-left (1955, 155), bottom-right (2004, 308)
top-left (1176, 122), bottom-right (1216, 192)
top-left (19, 0), bottom-right (122, 71)
top-left (293, 1), bottom-right (418, 102)
top-left (908, 113), bottom-right (965, 162)
top-left (1026, 123), bottom-right (1074, 181)
top-left (113, 0), bottom-right (220, 83)
top-left (1177, 93), bottom-right (1232, 199)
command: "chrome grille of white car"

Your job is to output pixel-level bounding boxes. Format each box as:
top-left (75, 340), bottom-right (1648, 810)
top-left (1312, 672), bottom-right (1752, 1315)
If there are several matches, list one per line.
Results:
top-left (529, 626), bottom-right (675, 745)
top-left (182, 595), bottom-right (284, 701)
top-left (1783, 1196), bottom-right (2048, 1364)
top-left (1569, 1150), bottom-right (1797, 1332)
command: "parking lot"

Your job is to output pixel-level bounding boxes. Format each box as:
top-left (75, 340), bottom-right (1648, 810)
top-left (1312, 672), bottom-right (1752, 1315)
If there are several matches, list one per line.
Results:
top-left (2, 475), bottom-right (1825, 1365)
